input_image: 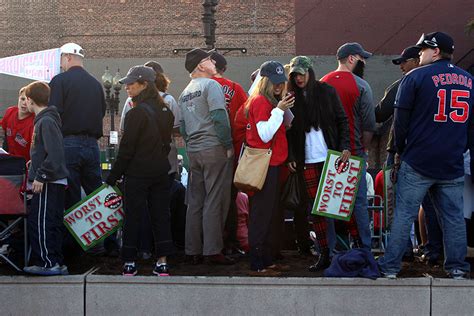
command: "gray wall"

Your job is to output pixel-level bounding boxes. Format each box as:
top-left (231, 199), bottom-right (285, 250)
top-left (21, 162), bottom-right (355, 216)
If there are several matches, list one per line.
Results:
top-left (0, 55), bottom-right (402, 115)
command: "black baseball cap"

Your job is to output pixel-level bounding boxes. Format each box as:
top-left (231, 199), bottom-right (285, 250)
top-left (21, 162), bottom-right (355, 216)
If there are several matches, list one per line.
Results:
top-left (185, 48), bottom-right (212, 73)
top-left (336, 42), bottom-right (372, 60)
top-left (144, 61), bottom-right (164, 74)
top-left (210, 51), bottom-right (227, 72)
top-left (119, 65), bottom-right (156, 84)
top-left (260, 61), bottom-right (287, 84)
top-left (416, 32), bottom-right (454, 54)
top-left (392, 46), bottom-right (421, 65)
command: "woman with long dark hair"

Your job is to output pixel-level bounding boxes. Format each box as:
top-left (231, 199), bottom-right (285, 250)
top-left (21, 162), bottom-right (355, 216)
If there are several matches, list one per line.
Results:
top-left (245, 61), bottom-right (294, 276)
top-left (106, 65), bottom-right (174, 276)
top-left (286, 56), bottom-right (355, 272)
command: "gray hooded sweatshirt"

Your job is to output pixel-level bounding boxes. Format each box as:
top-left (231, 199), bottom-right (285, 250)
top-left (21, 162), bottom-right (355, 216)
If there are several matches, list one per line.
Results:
top-left (28, 106), bottom-right (69, 183)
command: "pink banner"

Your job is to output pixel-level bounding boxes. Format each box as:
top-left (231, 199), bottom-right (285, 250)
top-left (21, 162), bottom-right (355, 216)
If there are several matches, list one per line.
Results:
top-left (0, 48), bottom-right (60, 82)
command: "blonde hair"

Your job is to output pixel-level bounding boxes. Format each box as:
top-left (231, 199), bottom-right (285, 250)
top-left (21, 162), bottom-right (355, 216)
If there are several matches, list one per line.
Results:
top-left (244, 76), bottom-right (285, 115)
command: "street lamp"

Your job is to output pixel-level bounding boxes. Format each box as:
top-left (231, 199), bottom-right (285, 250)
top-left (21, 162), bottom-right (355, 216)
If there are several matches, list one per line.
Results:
top-left (101, 67), bottom-right (122, 166)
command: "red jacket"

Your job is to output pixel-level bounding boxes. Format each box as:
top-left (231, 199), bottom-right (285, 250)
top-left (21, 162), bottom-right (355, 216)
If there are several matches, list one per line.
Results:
top-left (246, 95), bottom-right (288, 166)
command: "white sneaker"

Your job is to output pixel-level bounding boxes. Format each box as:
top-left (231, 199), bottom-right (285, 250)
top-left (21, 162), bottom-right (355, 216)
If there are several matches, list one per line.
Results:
top-left (24, 263), bottom-right (63, 276)
top-left (381, 271), bottom-right (397, 279)
top-left (448, 269), bottom-right (469, 280)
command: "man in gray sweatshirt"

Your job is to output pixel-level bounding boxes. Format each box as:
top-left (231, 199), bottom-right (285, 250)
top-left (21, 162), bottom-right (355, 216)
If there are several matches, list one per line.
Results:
top-left (178, 48), bottom-right (234, 265)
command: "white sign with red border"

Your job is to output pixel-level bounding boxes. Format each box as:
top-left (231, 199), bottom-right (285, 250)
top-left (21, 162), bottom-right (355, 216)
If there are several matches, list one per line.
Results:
top-left (383, 166), bottom-right (396, 229)
top-left (311, 150), bottom-right (363, 221)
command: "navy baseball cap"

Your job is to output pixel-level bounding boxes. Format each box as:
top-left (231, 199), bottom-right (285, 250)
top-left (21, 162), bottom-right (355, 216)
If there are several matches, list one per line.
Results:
top-left (119, 66), bottom-right (156, 84)
top-left (392, 46), bottom-right (421, 65)
top-left (336, 42), bottom-right (372, 60)
top-left (210, 51), bottom-right (227, 72)
top-left (260, 61), bottom-right (287, 84)
top-left (416, 32), bottom-right (454, 54)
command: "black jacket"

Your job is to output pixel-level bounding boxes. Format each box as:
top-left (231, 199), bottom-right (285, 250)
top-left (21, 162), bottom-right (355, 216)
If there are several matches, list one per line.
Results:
top-left (28, 106), bottom-right (69, 183)
top-left (287, 82), bottom-right (350, 166)
top-left (107, 98), bottom-right (174, 182)
top-left (49, 66), bottom-right (106, 138)
top-left (375, 79), bottom-right (401, 153)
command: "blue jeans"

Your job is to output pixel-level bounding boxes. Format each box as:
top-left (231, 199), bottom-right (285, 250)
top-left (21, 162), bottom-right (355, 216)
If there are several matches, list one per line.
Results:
top-left (422, 194), bottom-right (443, 261)
top-left (378, 162), bottom-right (469, 274)
top-left (327, 157), bottom-right (371, 252)
top-left (63, 136), bottom-right (103, 209)
top-left (353, 158), bottom-right (371, 249)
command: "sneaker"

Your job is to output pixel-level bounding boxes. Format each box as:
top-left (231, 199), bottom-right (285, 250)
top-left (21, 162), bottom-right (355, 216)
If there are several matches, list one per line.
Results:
top-left (248, 269), bottom-right (282, 277)
top-left (448, 269), bottom-right (469, 280)
top-left (153, 263), bottom-right (170, 276)
top-left (60, 265), bottom-right (69, 275)
top-left (205, 253), bottom-right (235, 265)
top-left (122, 262), bottom-right (137, 276)
top-left (24, 263), bottom-right (63, 276)
top-left (380, 271), bottom-right (397, 279)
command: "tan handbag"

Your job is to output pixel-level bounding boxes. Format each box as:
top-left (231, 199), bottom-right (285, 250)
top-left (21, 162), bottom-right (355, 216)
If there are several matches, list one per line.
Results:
top-left (233, 144), bottom-right (272, 191)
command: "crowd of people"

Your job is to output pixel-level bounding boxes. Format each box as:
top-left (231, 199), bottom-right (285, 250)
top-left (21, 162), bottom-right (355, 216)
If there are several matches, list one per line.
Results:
top-left (1, 30), bottom-right (473, 280)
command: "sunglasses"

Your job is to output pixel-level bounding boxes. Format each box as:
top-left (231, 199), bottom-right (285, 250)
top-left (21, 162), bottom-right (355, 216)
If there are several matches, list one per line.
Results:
top-left (416, 33), bottom-right (438, 49)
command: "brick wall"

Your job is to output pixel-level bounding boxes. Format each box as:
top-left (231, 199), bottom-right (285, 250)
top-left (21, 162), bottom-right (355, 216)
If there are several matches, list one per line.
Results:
top-left (0, 0), bottom-right (295, 58)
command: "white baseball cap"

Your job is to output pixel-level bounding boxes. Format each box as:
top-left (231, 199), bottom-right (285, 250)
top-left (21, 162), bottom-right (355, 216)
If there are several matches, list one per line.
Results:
top-left (60, 43), bottom-right (84, 57)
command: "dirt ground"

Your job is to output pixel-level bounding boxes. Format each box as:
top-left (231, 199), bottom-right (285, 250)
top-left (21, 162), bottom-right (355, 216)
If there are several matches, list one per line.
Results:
top-left (2, 247), bottom-right (473, 278)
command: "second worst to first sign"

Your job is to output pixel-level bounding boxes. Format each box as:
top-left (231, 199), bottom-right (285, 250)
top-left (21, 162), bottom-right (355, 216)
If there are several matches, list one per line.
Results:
top-left (312, 150), bottom-right (363, 221)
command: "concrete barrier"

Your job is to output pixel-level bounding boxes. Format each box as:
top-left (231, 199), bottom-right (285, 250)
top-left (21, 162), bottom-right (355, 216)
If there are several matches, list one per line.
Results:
top-left (0, 275), bottom-right (85, 316)
top-left (86, 275), bottom-right (431, 316)
top-left (431, 278), bottom-right (474, 316)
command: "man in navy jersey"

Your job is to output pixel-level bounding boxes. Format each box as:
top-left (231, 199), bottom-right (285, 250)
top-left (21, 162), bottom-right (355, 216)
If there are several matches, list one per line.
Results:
top-left (378, 32), bottom-right (474, 279)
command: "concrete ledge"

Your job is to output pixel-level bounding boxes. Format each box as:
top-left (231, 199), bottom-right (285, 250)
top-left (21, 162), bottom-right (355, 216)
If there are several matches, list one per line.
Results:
top-left (432, 278), bottom-right (474, 316)
top-left (0, 275), bottom-right (85, 316)
top-left (86, 275), bottom-right (431, 315)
